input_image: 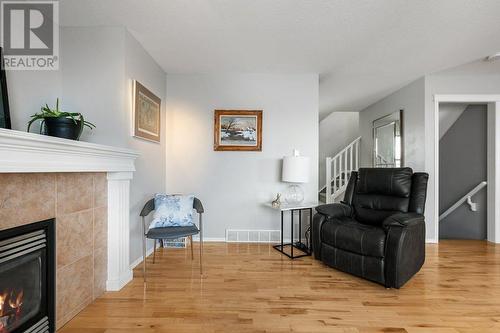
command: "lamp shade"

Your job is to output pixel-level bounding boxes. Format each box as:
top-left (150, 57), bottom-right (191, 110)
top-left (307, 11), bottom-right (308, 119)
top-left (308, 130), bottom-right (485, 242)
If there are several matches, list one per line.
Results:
top-left (282, 152), bottom-right (310, 183)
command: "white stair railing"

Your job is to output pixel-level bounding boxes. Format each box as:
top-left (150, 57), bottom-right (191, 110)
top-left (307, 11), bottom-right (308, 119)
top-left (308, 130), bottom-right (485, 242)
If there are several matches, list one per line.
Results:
top-left (321, 137), bottom-right (361, 204)
top-left (439, 181), bottom-right (487, 221)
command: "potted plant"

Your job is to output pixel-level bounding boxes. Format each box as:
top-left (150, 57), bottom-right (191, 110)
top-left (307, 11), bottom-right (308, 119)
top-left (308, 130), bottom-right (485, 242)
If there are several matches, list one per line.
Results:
top-left (27, 98), bottom-right (95, 140)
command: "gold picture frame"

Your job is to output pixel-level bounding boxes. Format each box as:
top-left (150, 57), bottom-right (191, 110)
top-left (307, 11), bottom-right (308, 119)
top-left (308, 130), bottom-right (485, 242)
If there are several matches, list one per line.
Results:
top-left (133, 80), bottom-right (161, 143)
top-left (214, 110), bottom-right (262, 151)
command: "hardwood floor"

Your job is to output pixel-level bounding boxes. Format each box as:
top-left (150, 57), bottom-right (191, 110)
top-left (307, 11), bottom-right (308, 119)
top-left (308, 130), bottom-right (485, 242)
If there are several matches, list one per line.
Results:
top-left (59, 241), bottom-right (500, 333)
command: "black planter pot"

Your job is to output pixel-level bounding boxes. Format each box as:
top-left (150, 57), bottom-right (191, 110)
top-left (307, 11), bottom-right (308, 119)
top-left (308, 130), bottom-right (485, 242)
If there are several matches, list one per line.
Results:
top-left (44, 117), bottom-right (82, 140)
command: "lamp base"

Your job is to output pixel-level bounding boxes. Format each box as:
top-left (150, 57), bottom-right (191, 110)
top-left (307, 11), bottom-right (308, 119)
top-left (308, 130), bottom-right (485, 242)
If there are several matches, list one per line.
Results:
top-left (284, 184), bottom-right (304, 205)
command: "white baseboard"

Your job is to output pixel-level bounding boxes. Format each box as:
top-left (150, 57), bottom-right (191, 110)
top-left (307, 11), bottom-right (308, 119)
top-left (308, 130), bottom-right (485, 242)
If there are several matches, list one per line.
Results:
top-left (106, 270), bottom-right (133, 291)
top-left (129, 243), bottom-right (160, 270)
top-left (192, 236), bottom-right (226, 242)
top-left (130, 236), bottom-right (437, 271)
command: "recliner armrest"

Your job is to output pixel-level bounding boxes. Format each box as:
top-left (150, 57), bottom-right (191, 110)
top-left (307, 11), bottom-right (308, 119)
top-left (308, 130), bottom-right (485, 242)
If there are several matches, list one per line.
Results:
top-left (383, 212), bottom-right (424, 229)
top-left (315, 203), bottom-right (352, 218)
top-left (384, 212), bottom-right (426, 288)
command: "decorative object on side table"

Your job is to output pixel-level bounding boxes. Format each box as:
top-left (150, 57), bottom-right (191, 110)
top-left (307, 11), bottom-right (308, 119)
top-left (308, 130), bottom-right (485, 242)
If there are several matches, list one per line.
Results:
top-left (0, 47), bottom-right (11, 129)
top-left (133, 80), bottom-right (161, 143)
top-left (282, 149), bottom-right (309, 204)
top-left (27, 98), bottom-right (95, 140)
top-left (271, 193), bottom-right (281, 208)
top-left (214, 110), bottom-right (262, 151)
top-left (266, 201), bottom-right (316, 259)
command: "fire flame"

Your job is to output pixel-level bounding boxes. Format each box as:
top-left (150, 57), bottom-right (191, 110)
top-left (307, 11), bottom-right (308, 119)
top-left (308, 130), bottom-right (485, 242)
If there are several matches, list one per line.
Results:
top-left (0, 292), bottom-right (6, 313)
top-left (0, 288), bottom-right (24, 332)
top-left (8, 290), bottom-right (23, 313)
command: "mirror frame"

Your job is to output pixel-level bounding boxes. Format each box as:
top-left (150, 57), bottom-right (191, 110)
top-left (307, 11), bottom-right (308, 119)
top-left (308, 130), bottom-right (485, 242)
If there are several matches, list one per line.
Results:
top-left (372, 109), bottom-right (404, 168)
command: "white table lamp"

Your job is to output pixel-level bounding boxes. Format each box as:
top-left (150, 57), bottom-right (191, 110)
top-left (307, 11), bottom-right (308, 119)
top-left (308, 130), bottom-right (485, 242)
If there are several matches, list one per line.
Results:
top-left (282, 149), bottom-right (309, 204)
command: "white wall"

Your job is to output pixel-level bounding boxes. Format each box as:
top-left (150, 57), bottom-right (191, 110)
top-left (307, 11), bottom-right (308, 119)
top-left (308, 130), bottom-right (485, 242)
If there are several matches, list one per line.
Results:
top-left (124, 31), bottom-right (167, 263)
top-left (6, 26), bottom-right (167, 264)
top-left (60, 27), bottom-right (127, 145)
top-left (487, 102), bottom-right (500, 243)
top-left (166, 74), bottom-right (318, 239)
top-left (359, 78), bottom-right (426, 170)
top-left (319, 112), bottom-right (358, 188)
top-left (8, 67), bottom-right (61, 132)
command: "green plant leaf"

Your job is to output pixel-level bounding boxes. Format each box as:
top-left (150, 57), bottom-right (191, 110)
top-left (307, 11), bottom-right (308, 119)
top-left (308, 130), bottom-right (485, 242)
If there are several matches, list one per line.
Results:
top-left (28, 98), bottom-right (96, 134)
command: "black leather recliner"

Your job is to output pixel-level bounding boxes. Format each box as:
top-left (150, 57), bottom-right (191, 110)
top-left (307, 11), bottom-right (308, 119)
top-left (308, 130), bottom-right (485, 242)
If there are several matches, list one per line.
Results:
top-left (312, 168), bottom-right (429, 288)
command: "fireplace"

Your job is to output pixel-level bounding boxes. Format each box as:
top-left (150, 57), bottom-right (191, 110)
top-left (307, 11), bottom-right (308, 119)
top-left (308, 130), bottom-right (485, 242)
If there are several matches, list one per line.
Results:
top-left (0, 219), bottom-right (55, 333)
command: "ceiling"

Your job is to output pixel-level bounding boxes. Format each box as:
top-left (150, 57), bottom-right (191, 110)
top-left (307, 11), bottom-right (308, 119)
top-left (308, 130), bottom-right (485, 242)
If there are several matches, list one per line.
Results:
top-left (60, 0), bottom-right (500, 119)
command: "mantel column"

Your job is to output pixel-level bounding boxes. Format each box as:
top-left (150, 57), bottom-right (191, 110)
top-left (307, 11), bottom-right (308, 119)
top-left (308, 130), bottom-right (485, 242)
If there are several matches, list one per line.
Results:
top-left (106, 171), bottom-right (134, 291)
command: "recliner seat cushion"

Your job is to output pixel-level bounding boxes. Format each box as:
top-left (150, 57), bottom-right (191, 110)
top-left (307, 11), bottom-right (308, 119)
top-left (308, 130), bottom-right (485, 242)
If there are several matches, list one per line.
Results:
top-left (321, 217), bottom-right (386, 258)
top-left (320, 242), bottom-right (385, 285)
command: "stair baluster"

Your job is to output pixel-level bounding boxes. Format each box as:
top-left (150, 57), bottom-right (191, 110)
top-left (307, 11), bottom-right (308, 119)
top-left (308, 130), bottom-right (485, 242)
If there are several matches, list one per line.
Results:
top-left (320, 137), bottom-right (361, 204)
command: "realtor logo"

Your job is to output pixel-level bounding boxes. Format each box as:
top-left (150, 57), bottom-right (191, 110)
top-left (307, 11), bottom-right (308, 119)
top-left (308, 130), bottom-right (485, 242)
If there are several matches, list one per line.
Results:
top-left (1, 0), bottom-right (59, 70)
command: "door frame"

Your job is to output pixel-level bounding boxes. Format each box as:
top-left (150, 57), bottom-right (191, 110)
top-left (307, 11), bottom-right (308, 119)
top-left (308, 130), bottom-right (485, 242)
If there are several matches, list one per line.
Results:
top-left (433, 94), bottom-right (500, 242)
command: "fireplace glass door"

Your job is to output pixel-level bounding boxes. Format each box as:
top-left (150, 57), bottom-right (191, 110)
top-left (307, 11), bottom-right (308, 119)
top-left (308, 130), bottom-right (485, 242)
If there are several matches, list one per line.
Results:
top-left (0, 249), bottom-right (44, 332)
top-left (0, 220), bottom-right (55, 333)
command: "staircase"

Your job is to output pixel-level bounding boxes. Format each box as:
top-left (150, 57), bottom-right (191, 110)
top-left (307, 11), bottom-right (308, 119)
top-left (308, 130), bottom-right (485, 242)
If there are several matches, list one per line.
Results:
top-left (319, 137), bottom-right (361, 203)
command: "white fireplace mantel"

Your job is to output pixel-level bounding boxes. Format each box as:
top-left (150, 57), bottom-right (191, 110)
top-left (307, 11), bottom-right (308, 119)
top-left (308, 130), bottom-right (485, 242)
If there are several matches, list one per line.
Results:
top-left (0, 128), bottom-right (138, 173)
top-left (0, 129), bottom-right (139, 291)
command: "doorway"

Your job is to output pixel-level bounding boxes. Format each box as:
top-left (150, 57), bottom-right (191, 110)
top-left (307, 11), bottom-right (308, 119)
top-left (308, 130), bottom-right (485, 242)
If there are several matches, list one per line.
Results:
top-left (438, 103), bottom-right (487, 239)
top-left (433, 95), bottom-right (500, 243)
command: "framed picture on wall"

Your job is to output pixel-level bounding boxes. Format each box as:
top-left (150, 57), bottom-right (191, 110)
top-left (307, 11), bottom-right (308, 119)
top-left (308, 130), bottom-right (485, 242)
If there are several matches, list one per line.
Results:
top-left (214, 110), bottom-right (262, 151)
top-left (133, 80), bottom-right (161, 143)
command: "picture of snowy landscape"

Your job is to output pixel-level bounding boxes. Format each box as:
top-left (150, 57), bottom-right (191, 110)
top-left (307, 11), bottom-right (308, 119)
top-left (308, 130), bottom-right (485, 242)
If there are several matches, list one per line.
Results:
top-left (214, 110), bottom-right (262, 151)
top-left (219, 115), bottom-right (258, 146)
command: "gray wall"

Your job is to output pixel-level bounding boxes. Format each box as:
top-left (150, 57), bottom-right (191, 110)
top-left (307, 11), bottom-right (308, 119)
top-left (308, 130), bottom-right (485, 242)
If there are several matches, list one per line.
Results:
top-left (439, 105), bottom-right (487, 239)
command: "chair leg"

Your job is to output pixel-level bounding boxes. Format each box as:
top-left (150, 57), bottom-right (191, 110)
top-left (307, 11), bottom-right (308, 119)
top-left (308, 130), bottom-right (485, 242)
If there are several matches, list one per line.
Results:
top-left (189, 236), bottom-right (194, 260)
top-left (153, 239), bottom-right (157, 264)
top-left (199, 234), bottom-right (203, 275)
top-left (142, 234), bottom-right (147, 282)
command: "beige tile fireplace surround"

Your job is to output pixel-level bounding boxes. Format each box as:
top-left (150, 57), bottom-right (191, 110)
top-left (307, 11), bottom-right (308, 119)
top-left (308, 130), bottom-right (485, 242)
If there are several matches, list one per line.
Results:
top-left (0, 173), bottom-right (107, 328)
top-left (0, 129), bottom-right (139, 329)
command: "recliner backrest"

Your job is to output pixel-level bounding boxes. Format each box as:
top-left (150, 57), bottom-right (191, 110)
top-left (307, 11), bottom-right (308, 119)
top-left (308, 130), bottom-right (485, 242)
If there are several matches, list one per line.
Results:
top-left (408, 172), bottom-right (429, 214)
top-left (346, 168), bottom-right (421, 226)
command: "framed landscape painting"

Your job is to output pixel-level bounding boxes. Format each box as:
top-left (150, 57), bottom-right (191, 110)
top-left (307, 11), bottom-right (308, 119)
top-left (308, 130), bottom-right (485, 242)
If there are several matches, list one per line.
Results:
top-left (214, 110), bottom-right (262, 151)
top-left (133, 80), bottom-right (161, 142)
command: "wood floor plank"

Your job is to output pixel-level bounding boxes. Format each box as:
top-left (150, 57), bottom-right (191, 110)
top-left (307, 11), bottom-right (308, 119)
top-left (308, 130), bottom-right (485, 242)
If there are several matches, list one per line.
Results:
top-left (58, 241), bottom-right (500, 333)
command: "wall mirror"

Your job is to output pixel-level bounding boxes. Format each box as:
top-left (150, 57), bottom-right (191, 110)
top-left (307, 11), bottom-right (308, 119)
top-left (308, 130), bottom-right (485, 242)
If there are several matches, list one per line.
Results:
top-left (373, 110), bottom-right (403, 167)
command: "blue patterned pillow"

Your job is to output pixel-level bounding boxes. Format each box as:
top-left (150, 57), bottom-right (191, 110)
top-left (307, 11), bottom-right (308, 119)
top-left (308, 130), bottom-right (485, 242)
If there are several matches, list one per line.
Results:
top-left (149, 194), bottom-right (195, 229)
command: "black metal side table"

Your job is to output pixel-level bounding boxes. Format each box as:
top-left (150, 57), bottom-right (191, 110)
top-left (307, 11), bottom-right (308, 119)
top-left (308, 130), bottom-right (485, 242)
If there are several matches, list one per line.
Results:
top-left (267, 202), bottom-right (317, 259)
